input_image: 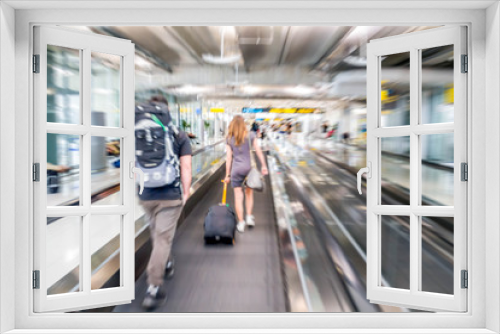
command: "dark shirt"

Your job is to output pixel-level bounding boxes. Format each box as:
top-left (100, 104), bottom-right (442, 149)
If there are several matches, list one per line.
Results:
top-left (138, 130), bottom-right (192, 201)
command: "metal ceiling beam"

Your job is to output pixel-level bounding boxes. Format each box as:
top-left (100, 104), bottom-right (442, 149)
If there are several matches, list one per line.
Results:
top-left (277, 26), bottom-right (291, 66)
top-left (312, 26), bottom-right (355, 69)
top-left (162, 26), bottom-right (205, 65)
top-left (91, 26), bottom-right (173, 73)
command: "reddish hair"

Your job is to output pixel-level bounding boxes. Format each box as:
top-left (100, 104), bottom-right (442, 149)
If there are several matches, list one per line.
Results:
top-left (227, 115), bottom-right (247, 146)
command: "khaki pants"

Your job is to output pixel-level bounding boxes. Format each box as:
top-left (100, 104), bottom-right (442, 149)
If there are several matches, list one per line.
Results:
top-left (140, 199), bottom-right (183, 287)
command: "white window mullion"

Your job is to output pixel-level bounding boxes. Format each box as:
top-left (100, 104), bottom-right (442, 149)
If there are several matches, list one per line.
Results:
top-left (90, 127), bottom-right (129, 138)
top-left (372, 126), bottom-right (411, 138)
top-left (409, 47), bottom-right (420, 295)
top-left (413, 123), bottom-right (454, 135)
top-left (365, 48), bottom-right (379, 299)
top-left (121, 51), bottom-right (135, 298)
top-left (46, 123), bottom-right (88, 135)
top-left (81, 48), bottom-right (92, 295)
top-left (453, 26), bottom-right (468, 312)
top-left (33, 27), bottom-right (48, 310)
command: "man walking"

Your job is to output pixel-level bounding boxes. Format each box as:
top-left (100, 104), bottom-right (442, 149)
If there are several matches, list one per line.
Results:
top-left (135, 96), bottom-right (192, 310)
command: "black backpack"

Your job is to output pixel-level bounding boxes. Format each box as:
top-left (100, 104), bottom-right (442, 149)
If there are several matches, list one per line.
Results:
top-left (135, 102), bottom-right (180, 188)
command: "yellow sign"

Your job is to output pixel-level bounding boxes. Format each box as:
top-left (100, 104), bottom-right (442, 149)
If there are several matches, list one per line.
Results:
top-left (296, 108), bottom-right (315, 114)
top-left (444, 86), bottom-right (454, 104)
top-left (210, 108), bottom-right (225, 113)
top-left (269, 108), bottom-right (296, 113)
top-left (381, 90), bottom-right (389, 101)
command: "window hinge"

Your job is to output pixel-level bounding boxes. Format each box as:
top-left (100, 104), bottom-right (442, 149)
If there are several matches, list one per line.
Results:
top-left (33, 270), bottom-right (40, 289)
top-left (33, 163), bottom-right (40, 182)
top-left (461, 54), bottom-right (468, 73)
top-left (461, 162), bottom-right (468, 181)
top-left (461, 270), bottom-right (468, 289)
top-left (33, 54), bottom-right (40, 73)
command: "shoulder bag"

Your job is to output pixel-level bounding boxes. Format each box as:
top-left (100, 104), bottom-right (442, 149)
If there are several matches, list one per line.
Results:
top-left (244, 134), bottom-right (264, 192)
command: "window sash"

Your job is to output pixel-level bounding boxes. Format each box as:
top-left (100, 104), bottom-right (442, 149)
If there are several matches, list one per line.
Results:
top-left (366, 26), bottom-right (467, 312)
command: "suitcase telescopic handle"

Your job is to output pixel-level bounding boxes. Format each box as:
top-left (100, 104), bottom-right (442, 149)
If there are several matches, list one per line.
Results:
top-left (221, 180), bottom-right (227, 205)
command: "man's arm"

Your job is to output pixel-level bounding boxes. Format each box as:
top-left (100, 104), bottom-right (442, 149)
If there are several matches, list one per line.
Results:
top-left (180, 155), bottom-right (192, 203)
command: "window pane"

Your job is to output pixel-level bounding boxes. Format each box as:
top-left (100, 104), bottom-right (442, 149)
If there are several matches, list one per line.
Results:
top-left (421, 216), bottom-right (454, 294)
top-left (380, 52), bottom-right (410, 127)
top-left (47, 134), bottom-right (80, 206)
top-left (91, 215), bottom-right (121, 290)
top-left (47, 45), bottom-right (80, 124)
top-left (47, 216), bottom-right (80, 295)
top-left (421, 133), bottom-right (454, 206)
top-left (91, 52), bottom-right (121, 127)
top-left (381, 136), bottom-right (410, 205)
top-left (380, 215), bottom-right (410, 290)
top-left (91, 137), bottom-right (121, 206)
top-left (421, 45), bottom-right (454, 124)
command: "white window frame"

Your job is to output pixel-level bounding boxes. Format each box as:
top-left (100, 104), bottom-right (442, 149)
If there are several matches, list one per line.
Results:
top-left (366, 26), bottom-right (467, 312)
top-left (1, 1), bottom-right (497, 333)
top-left (32, 25), bottom-right (136, 313)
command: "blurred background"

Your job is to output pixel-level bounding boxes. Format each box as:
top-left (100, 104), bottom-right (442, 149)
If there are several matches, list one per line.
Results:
top-left (45, 26), bottom-right (455, 313)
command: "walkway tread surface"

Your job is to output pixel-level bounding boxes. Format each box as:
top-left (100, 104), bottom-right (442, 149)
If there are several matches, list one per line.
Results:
top-left (114, 170), bottom-right (286, 313)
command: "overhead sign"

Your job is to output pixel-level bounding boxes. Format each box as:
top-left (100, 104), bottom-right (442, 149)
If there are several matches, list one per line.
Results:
top-left (243, 107), bottom-right (317, 114)
top-left (296, 108), bottom-right (315, 114)
top-left (242, 107), bottom-right (268, 113)
top-left (210, 108), bottom-right (225, 113)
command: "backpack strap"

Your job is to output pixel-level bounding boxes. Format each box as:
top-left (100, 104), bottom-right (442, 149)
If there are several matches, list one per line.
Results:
top-left (150, 114), bottom-right (166, 131)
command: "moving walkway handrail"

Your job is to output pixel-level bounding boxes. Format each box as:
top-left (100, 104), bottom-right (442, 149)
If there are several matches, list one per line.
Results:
top-left (49, 142), bottom-right (227, 296)
top-left (268, 155), bottom-right (313, 312)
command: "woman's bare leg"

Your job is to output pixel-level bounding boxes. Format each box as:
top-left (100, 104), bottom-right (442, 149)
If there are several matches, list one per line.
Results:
top-left (244, 187), bottom-right (254, 217)
top-left (233, 187), bottom-right (244, 222)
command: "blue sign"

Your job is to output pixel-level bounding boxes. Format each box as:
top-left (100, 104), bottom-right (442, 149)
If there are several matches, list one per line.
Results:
top-left (242, 107), bottom-right (271, 113)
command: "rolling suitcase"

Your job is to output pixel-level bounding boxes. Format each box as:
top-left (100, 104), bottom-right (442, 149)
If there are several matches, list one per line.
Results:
top-left (203, 181), bottom-right (236, 245)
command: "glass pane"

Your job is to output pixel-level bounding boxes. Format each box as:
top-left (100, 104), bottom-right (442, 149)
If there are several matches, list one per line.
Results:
top-left (421, 45), bottom-right (454, 124)
top-left (47, 45), bottom-right (81, 124)
top-left (380, 52), bottom-right (410, 127)
top-left (91, 52), bottom-right (121, 127)
top-left (91, 215), bottom-right (121, 290)
top-left (47, 216), bottom-right (80, 295)
top-left (46, 134), bottom-right (80, 206)
top-left (91, 137), bottom-right (121, 205)
top-left (421, 133), bottom-right (454, 206)
top-left (380, 215), bottom-right (410, 290)
top-left (381, 137), bottom-right (410, 205)
top-left (421, 216), bottom-right (454, 294)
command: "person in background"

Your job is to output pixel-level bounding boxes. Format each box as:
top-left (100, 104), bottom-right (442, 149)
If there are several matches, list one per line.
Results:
top-left (342, 131), bottom-right (350, 145)
top-left (138, 96), bottom-right (192, 311)
top-left (224, 115), bottom-right (268, 233)
top-left (286, 122), bottom-right (293, 136)
top-left (279, 122), bottom-right (287, 138)
top-left (321, 122), bottom-right (329, 133)
top-left (251, 120), bottom-right (260, 133)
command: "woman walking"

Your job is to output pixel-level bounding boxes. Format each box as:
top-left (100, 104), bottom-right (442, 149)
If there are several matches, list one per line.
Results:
top-left (225, 115), bottom-right (268, 233)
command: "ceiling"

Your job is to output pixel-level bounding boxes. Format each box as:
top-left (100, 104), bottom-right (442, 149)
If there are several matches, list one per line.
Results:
top-left (85, 25), bottom-right (440, 100)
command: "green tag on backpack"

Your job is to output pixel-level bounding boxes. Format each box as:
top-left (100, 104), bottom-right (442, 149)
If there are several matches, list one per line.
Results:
top-left (151, 114), bottom-right (166, 131)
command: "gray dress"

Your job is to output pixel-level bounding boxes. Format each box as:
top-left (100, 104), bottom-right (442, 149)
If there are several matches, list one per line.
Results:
top-left (227, 132), bottom-right (256, 188)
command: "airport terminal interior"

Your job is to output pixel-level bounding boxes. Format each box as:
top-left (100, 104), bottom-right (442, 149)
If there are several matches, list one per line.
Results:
top-left (45, 25), bottom-right (455, 313)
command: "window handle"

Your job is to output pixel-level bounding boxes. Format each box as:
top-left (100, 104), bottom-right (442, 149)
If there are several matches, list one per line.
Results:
top-left (130, 162), bottom-right (144, 195)
top-left (357, 162), bottom-right (371, 195)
